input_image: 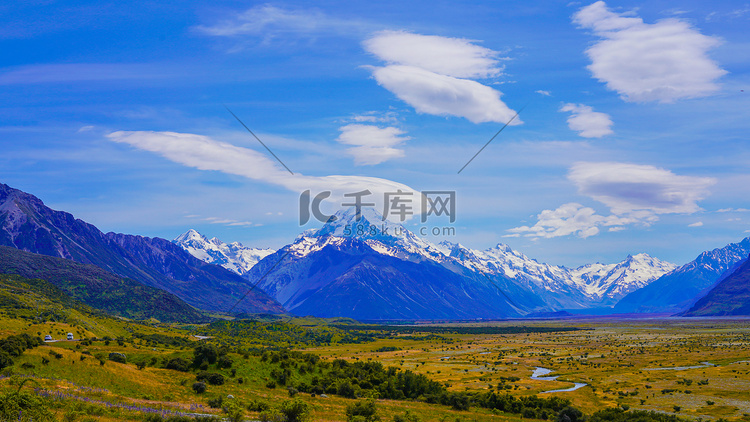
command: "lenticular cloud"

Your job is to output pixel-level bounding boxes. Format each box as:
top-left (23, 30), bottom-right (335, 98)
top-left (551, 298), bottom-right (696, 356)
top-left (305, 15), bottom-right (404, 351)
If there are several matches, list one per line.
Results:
top-left (574, 1), bottom-right (726, 103)
top-left (363, 31), bottom-right (520, 124)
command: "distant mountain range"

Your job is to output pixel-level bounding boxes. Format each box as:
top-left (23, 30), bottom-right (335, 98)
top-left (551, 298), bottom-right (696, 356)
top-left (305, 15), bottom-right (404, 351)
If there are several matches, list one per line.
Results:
top-left (173, 229), bottom-right (274, 276)
top-left (0, 183), bottom-right (283, 316)
top-left (178, 208), bottom-right (678, 319)
top-left (614, 237), bottom-right (750, 314)
top-left (4, 181), bottom-right (750, 320)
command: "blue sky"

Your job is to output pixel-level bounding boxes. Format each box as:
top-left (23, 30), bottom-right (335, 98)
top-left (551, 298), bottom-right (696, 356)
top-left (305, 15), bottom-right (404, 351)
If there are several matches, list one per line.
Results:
top-left (1, 0), bottom-right (749, 267)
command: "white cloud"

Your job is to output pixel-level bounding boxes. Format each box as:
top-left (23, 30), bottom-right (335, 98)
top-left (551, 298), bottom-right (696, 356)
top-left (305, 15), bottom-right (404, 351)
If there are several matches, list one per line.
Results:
top-left (688, 221), bottom-right (704, 227)
top-left (508, 203), bottom-right (636, 239)
top-left (717, 208), bottom-right (750, 212)
top-left (536, 90), bottom-right (552, 96)
top-left (363, 32), bottom-right (520, 124)
top-left (346, 111), bottom-right (399, 124)
top-left (336, 124), bottom-right (408, 165)
top-left (568, 162), bottom-right (717, 215)
top-left (574, 1), bottom-right (726, 102)
top-left (560, 103), bottom-right (613, 138)
top-left (370, 65), bottom-right (520, 124)
top-left (363, 31), bottom-right (504, 78)
top-left (194, 4), bottom-right (367, 39)
top-left (510, 162), bottom-right (716, 239)
top-left (107, 130), bottom-right (425, 218)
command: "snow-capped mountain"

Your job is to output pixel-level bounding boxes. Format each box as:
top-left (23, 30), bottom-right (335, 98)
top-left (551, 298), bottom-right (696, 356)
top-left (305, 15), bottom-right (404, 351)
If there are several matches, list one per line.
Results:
top-left (174, 207), bottom-right (678, 318)
top-left (442, 242), bottom-right (676, 308)
top-left (615, 237), bottom-right (750, 313)
top-left (173, 229), bottom-right (274, 276)
top-left (239, 207), bottom-right (676, 318)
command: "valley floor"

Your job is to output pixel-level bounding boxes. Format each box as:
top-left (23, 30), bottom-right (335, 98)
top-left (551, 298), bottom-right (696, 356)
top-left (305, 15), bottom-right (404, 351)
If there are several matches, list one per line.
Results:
top-left (2, 316), bottom-right (750, 421)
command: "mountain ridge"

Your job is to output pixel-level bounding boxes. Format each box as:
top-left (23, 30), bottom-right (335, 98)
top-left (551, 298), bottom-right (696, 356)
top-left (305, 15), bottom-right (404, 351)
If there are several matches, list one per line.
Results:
top-left (0, 182), bottom-right (283, 315)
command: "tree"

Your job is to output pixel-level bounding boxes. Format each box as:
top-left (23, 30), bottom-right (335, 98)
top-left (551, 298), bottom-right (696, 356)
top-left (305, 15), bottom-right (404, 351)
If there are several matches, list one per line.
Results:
top-left (193, 343), bottom-right (219, 366)
top-left (556, 406), bottom-right (584, 422)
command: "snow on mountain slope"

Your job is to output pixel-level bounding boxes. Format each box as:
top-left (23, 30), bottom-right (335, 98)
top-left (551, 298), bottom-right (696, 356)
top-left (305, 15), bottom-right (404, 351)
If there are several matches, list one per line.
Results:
top-left (177, 207), bottom-right (676, 312)
top-left (173, 229), bottom-right (274, 276)
top-left (442, 242), bottom-right (676, 307)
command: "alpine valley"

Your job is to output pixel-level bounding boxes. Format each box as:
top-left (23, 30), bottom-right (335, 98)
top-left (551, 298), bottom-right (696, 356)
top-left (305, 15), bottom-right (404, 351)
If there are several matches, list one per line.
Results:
top-left (3, 182), bottom-right (750, 321)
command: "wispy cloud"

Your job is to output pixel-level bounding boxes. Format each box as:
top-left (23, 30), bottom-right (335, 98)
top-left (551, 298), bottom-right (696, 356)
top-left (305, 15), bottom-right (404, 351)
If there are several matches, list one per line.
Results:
top-left (336, 124), bottom-right (408, 165)
top-left (0, 63), bottom-right (172, 85)
top-left (194, 4), bottom-right (370, 43)
top-left (107, 130), bottom-right (424, 217)
top-left (363, 31), bottom-right (520, 124)
top-left (560, 103), bottom-right (613, 138)
top-left (688, 221), bottom-right (704, 227)
top-left (510, 162), bottom-right (716, 238)
top-left (574, 1), bottom-right (726, 102)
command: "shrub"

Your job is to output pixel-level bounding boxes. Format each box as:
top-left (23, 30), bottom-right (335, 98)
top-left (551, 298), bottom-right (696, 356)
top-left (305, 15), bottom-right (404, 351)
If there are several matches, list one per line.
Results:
top-left (218, 355), bottom-right (234, 369)
top-left (0, 385), bottom-right (55, 421)
top-left (393, 410), bottom-right (420, 422)
top-left (207, 396), bottom-right (224, 409)
top-left (346, 399), bottom-right (380, 422)
top-left (223, 399), bottom-right (245, 422)
top-left (259, 409), bottom-right (286, 422)
top-left (196, 371), bottom-right (225, 386)
top-left (280, 398), bottom-right (311, 422)
top-left (193, 343), bottom-right (219, 366)
top-left (556, 407), bottom-right (584, 422)
top-left (248, 399), bottom-right (271, 412)
top-left (0, 352), bottom-right (13, 370)
top-left (108, 352), bottom-right (127, 363)
top-left (166, 357), bottom-right (190, 372)
top-left (192, 382), bottom-right (207, 394)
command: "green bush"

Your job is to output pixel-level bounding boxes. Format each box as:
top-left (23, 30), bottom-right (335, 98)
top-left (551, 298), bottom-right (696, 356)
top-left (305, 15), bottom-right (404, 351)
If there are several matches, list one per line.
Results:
top-left (0, 384), bottom-right (55, 422)
top-left (280, 398), bottom-right (311, 422)
top-left (192, 381), bottom-right (207, 394)
top-left (108, 352), bottom-right (127, 363)
top-left (248, 399), bottom-right (271, 412)
top-left (346, 399), bottom-right (380, 422)
top-left (166, 357), bottom-right (190, 372)
top-left (196, 371), bottom-right (225, 385)
top-left (259, 409), bottom-right (286, 422)
top-left (393, 410), bottom-right (420, 422)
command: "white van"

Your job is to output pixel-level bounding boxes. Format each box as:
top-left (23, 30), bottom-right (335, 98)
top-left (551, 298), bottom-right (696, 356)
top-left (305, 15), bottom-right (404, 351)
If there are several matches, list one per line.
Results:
top-left (67, 333), bottom-right (74, 340)
top-left (44, 335), bottom-right (52, 341)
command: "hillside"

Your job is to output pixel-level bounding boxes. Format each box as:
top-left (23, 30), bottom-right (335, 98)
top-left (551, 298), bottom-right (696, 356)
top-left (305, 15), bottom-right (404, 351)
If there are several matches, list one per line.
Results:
top-left (683, 253), bottom-right (750, 316)
top-left (0, 246), bottom-right (206, 323)
top-left (0, 182), bottom-right (283, 315)
top-left (614, 237), bottom-right (750, 314)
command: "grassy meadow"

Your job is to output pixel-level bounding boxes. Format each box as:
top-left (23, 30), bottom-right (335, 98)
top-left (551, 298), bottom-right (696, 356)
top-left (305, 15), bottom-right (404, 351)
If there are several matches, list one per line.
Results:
top-left (2, 309), bottom-right (750, 421)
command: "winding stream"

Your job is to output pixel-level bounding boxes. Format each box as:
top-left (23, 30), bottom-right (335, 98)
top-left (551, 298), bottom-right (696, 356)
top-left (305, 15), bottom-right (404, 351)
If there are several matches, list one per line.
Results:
top-left (531, 367), bottom-right (587, 393)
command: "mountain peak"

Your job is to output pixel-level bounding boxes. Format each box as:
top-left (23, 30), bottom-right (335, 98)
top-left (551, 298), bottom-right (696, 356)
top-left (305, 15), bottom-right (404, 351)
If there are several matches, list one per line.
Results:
top-left (174, 229), bottom-right (207, 244)
top-left (313, 207), bottom-right (406, 239)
